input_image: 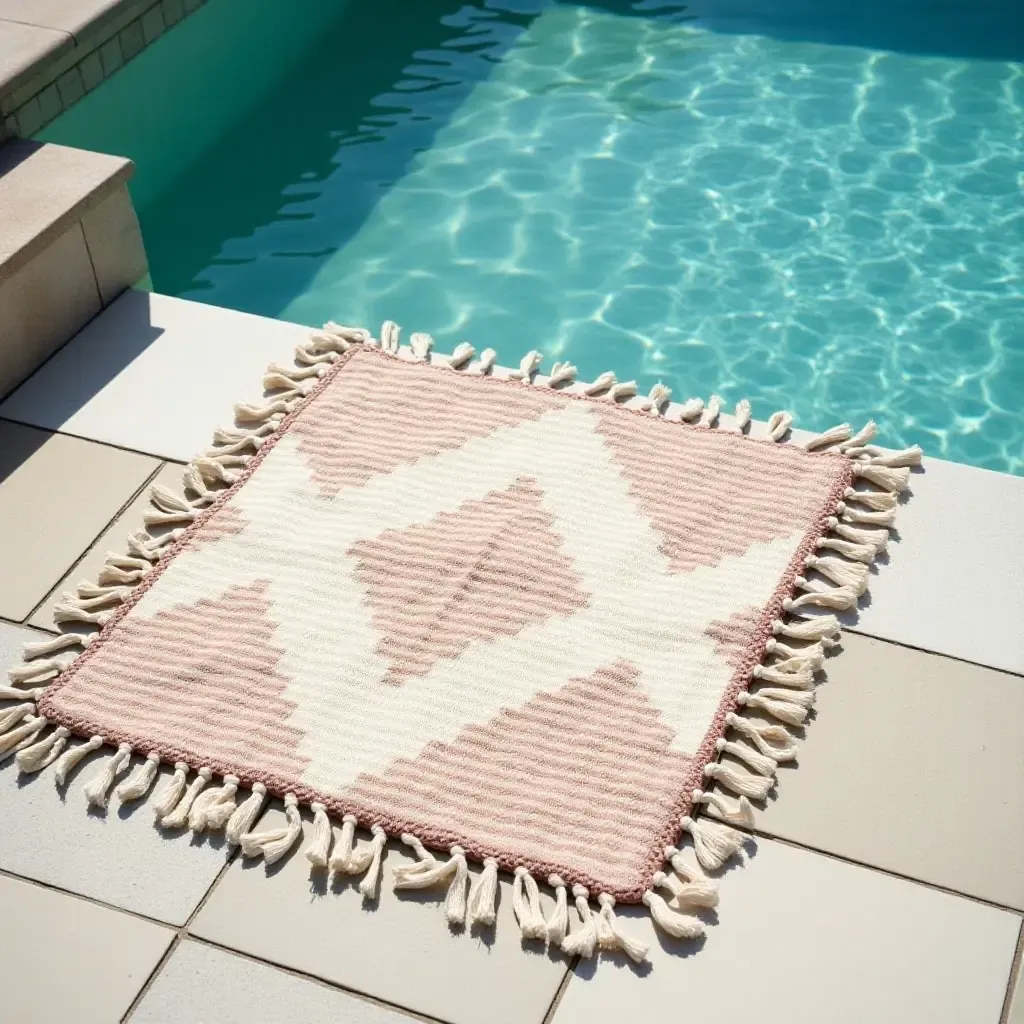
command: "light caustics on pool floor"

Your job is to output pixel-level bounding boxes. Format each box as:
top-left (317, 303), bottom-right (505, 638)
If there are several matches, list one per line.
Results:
top-left (49, 1), bottom-right (1024, 473)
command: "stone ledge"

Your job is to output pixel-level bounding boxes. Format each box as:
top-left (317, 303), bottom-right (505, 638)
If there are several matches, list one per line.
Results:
top-left (0, 138), bottom-right (132, 284)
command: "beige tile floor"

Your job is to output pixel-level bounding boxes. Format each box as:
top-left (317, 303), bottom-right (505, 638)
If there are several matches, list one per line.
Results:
top-left (0, 293), bottom-right (1021, 1023)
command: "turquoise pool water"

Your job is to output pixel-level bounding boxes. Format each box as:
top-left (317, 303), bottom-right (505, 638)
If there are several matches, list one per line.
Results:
top-left (40, 0), bottom-right (1024, 473)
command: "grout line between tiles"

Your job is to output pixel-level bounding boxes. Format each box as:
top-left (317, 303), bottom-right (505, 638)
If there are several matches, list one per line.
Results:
top-left (743, 829), bottom-right (1024, 916)
top-left (842, 624), bottom-right (1024, 680)
top-left (120, 842), bottom-right (242, 1022)
top-left (999, 919), bottom-right (1024, 1024)
top-left (20, 458), bottom-right (166, 627)
top-left (77, 220), bottom-right (105, 311)
top-left (0, 415), bottom-right (189, 466)
top-left (0, 863), bottom-right (180, 931)
top-left (540, 957), bottom-right (578, 1024)
top-left (177, 935), bottom-right (449, 1024)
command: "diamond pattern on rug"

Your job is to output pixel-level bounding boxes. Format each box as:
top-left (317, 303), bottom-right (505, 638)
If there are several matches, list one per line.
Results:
top-left (351, 476), bottom-right (589, 686)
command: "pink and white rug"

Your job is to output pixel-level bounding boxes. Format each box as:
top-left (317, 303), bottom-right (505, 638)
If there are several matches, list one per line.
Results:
top-left (3, 324), bottom-right (918, 963)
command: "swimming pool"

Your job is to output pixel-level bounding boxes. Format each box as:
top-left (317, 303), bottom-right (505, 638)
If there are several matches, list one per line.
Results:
top-left (39, 0), bottom-right (1024, 473)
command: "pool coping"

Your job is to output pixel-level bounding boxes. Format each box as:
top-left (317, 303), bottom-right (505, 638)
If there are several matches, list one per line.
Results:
top-left (0, 0), bottom-right (208, 143)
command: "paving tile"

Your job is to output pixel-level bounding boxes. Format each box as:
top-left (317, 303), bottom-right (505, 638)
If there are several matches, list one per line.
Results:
top-left (837, 457), bottom-right (1024, 675)
top-left (1, 289), bottom-right (312, 462)
top-left (133, 940), bottom-right (423, 1024)
top-left (0, 871), bottom-right (173, 1024)
top-left (0, 620), bottom-right (231, 923)
top-left (192, 805), bottom-right (568, 1024)
top-left (0, 222), bottom-right (101, 398)
top-left (80, 183), bottom-right (149, 304)
top-left (706, 632), bottom-right (1024, 910)
top-left (0, 422), bottom-right (158, 621)
top-left (0, 18), bottom-right (70, 100)
top-left (552, 837), bottom-right (1020, 1024)
top-left (29, 460), bottom-right (182, 630)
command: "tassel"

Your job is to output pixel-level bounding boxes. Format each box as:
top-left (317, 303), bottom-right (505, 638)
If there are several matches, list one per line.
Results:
top-left (816, 535), bottom-right (875, 563)
top-left (693, 788), bottom-right (755, 828)
top-left (786, 585), bottom-right (858, 611)
top-left (642, 889), bottom-right (704, 940)
top-left (511, 866), bottom-right (547, 941)
top-left (189, 774), bottom-right (239, 832)
top-left (843, 505), bottom-right (896, 528)
top-left (544, 874), bottom-right (569, 944)
top-left (678, 397), bottom-right (703, 421)
top-left (0, 702), bottom-right (33, 733)
top-left (115, 752), bottom-right (160, 802)
top-left (16, 726), bottom-right (70, 773)
top-left (97, 564), bottom-right (147, 585)
top-left (234, 398), bottom-right (294, 424)
top-left (739, 688), bottom-right (812, 726)
top-left (305, 803), bottom-right (333, 868)
top-left (143, 509), bottom-right (195, 527)
top-left (596, 894), bottom-right (649, 963)
top-left (547, 362), bottom-right (577, 388)
top-left (805, 554), bottom-right (870, 595)
top-left (705, 760), bottom-right (774, 800)
top-left (768, 410), bottom-right (793, 441)
top-left (52, 605), bottom-right (112, 627)
top-left (609, 380), bottom-right (637, 401)
top-left (467, 857), bottom-right (499, 928)
top-left (648, 382), bottom-right (671, 412)
top-left (844, 486), bottom-right (897, 512)
top-left (706, 394), bottom-right (723, 425)
top-left (264, 360), bottom-right (323, 381)
top-left (379, 320), bottom-right (400, 354)
top-left (582, 371), bottom-right (615, 395)
top-left (654, 873), bottom-right (718, 915)
top-left (409, 332), bottom-right (433, 360)
top-left (52, 734), bottom-right (104, 784)
top-left (8, 657), bottom-right (70, 683)
top-left (680, 815), bottom-right (745, 872)
top-left (834, 521), bottom-right (888, 552)
top-left (391, 834), bottom-right (439, 883)
top-left (510, 350), bottom-right (542, 381)
top-left (225, 782), bottom-right (267, 846)
top-left (734, 398), bottom-right (751, 431)
top-left (804, 423), bottom-right (851, 450)
top-left (752, 663), bottom-right (815, 689)
top-left (660, 847), bottom-right (720, 908)
top-left (357, 826), bottom-right (387, 900)
top-left (775, 614), bottom-right (840, 642)
top-left (852, 463), bottom-right (910, 492)
top-left (561, 885), bottom-right (598, 958)
top-left (150, 484), bottom-right (192, 514)
top-left (725, 712), bottom-right (799, 761)
top-left (82, 744), bottom-right (131, 809)
top-left (240, 792), bottom-right (302, 865)
top-left (448, 342), bottom-right (474, 370)
top-left (152, 761), bottom-right (189, 820)
top-left (477, 348), bottom-right (497, 374)
top-left (159, 767), bottom-right (212, 829)
top-left (852, 444), bottom-right (923, 467)
top-left (765, 636), bottom-right (826, 671)
top-left (22, 633), bottom-right (88, 659)
top-left (331, 814), bottom-right (374, 875)
top-left (714, 736), bottom-right (777, 775)
top-left (0, 716), bottom-right (45, 759)
top-left (443, 846), bottom-right (470, 925)
top-left (842, 420), bottom-right (876, 450)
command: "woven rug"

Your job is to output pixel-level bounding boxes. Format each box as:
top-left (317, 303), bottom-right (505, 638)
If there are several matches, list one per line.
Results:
top-left (3, 323), bottom-right (918, 964)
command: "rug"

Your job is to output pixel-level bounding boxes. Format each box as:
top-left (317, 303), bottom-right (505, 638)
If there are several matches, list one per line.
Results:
top-left (2, 323), bottom-right (918, 963)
